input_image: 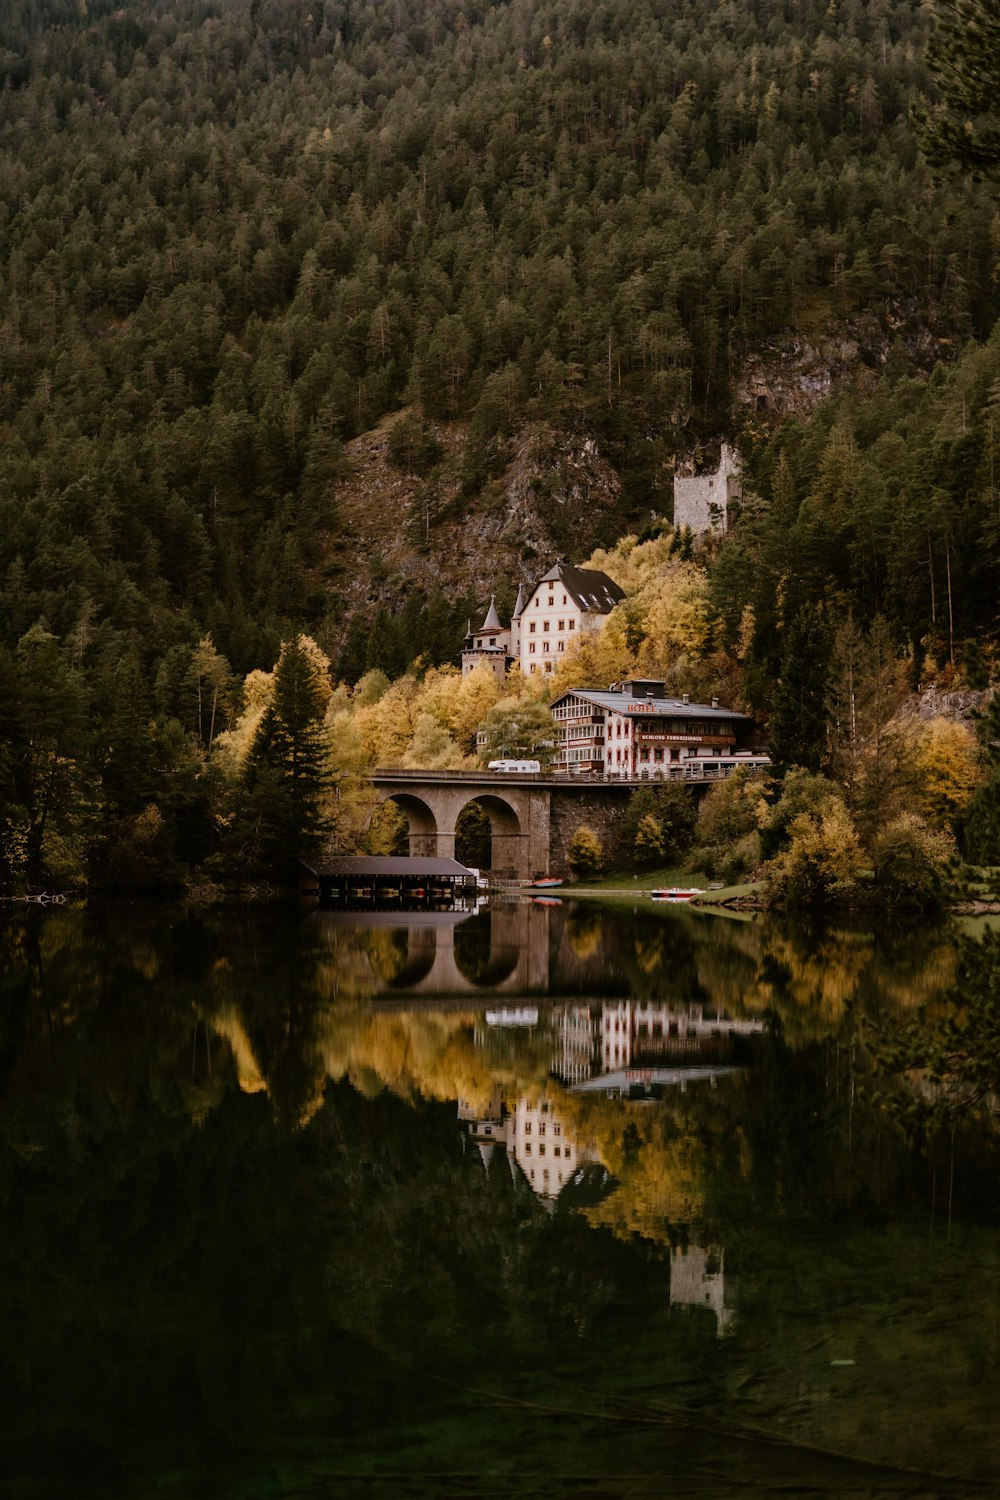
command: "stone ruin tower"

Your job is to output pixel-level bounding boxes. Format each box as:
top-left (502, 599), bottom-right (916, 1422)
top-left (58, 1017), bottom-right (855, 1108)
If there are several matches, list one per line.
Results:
top-left (672, 444), bottom-right (741, 538)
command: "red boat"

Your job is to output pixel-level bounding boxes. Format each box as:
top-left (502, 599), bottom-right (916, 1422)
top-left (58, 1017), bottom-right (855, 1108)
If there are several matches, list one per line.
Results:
top-left (651, 888), bottom-right (704, 902)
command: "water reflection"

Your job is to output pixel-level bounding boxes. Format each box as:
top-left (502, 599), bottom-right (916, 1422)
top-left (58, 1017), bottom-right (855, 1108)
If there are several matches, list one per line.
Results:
top-left (3, 899), bottom-right (1000, 1495)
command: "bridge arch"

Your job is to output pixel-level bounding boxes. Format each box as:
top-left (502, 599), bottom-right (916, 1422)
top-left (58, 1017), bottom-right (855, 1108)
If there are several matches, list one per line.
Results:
top-left (453, 911), bottom-right (521, 988)
top-left (381, 791), bottom-right (438, 857)
top-left (455, 793), bottom-right (523, 876)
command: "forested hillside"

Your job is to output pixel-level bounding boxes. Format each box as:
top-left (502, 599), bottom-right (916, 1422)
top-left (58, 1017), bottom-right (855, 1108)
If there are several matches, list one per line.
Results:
top-left (1, 0), bottom-right (995, 668)
top-left (2, 0), bottom-right (1000, 889)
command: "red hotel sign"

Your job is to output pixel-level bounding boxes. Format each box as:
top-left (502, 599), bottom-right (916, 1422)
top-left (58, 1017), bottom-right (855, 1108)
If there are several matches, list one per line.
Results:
top-left (636, 732), bottom-right (734, 745)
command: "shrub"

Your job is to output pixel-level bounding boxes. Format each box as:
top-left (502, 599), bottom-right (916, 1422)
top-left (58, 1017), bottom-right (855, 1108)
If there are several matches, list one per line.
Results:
top-left (765, 802), bottom-right (865, 909)
top-left (567, 826), bottom-right (604, 881)
top-left (872, 813), bottom-right (955, 912)
top-left (623, 783), bottom-right (697, 867)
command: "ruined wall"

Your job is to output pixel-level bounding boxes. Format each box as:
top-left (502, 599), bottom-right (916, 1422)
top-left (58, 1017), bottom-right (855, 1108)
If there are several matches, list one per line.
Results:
top-left (672, 444), bottom-right (741, 537)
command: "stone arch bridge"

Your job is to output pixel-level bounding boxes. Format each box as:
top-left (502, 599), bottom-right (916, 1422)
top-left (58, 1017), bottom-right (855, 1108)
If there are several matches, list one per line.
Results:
top-left (371, 768), bottom-right (696, 881)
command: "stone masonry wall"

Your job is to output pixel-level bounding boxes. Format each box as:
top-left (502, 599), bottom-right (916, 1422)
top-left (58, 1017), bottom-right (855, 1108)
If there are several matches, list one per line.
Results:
top-left (673, 444), bottom-right (741, 537)
top-left (548, 789), bottom-right (632, 877)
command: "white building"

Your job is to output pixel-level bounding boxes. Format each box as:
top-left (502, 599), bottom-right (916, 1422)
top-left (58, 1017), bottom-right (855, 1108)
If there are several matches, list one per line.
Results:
top-left (462, 561), bottom-right (624, 682)
top-left (516, 560), bottom-right (624, 678)
top-left (548, 679), bottom-right (770, 780)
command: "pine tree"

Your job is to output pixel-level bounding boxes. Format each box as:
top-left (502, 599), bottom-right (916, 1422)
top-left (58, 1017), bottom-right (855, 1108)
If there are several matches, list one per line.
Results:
top-left (769, 604), bottom-right (832, 773)
top-left (917, 0), bottom-right (1000, 176)
top-left (238, 636), bottom-right (332, 874)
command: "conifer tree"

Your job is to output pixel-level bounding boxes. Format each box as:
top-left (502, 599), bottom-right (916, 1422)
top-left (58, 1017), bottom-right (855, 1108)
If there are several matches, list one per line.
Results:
top-left (769, 604), bottom-right (832, 774)
top-left (918, 0), bottom-right (1000, 175)
top-left (237, 635), bottom-right (332, 874)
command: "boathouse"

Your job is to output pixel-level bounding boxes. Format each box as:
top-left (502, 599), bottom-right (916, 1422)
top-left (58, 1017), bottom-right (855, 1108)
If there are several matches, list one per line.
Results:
top-left (298, 856), bottom-right (479, 908)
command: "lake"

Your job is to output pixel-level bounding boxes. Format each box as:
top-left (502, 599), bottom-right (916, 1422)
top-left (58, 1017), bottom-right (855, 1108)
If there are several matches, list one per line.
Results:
top-left (1, 896), bottom-right (999, 1498)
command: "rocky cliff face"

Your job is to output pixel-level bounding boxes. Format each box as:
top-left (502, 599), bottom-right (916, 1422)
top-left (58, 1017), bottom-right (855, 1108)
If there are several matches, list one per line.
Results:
top-left (328, 414), bottom-right (629, 619)
top-left (733, 298), bottom-right (960, 423)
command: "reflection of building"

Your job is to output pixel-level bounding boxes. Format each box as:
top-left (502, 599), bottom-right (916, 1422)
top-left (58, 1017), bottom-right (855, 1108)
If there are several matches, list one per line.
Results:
top-left (457, 1085), bottom-right (507, 1171)
top-left (550, 1000), bottom-right (766, 1086)
top-left (510, 1097), bottom-right (595, 1201)
top-left (457, 1091), bottom-right (599, 1203)
top-left (552, 1006), bottom-right (595, 1086)
top-left (601, 1001), bottom-right (633, 1072)
top-left (669, 1245), bottom-right (736, 1337)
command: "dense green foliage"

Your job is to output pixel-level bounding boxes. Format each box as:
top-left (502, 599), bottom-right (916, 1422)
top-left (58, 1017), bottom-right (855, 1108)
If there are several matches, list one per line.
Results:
top-left (713, 328), bottom-right (1000, 725)
top-left (2, 0), bottom-right (1000, 888)
top-left (1, 0), bottom-right (995, 677)
top-left (918, 0), bottom-right (1000, 175)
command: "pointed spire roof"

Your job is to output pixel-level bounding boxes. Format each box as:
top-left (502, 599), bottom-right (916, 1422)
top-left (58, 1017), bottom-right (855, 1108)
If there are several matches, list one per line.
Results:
top-left (477, 1140), bottom-right (495, 1171)
top-left (463, 617), bottom-right (473, 642)
top-left (480, 595), bottom-right (503, 632)
top-left (512, 583), bottom-right (526, 619)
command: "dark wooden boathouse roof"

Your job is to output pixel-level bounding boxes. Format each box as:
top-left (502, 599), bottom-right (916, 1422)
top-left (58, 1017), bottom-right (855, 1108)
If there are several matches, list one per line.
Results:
top-left (299, 856), bottom-right (477, 878)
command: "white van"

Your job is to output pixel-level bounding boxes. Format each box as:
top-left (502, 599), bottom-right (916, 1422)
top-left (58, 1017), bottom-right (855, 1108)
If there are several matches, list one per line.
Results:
top-left (487, 759), bottom-right (541, 774)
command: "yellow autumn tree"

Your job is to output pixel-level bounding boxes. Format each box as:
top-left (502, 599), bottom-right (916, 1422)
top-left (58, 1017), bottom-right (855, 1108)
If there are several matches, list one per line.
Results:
top-left (906, 717), bottom-right (983, 831)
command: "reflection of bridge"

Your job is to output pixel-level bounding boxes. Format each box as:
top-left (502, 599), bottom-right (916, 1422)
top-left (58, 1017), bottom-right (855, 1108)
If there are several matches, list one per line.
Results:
top-left (371, 768), bottom-right (638, 880)
top-left (312, 905), bottom-right (551, 996)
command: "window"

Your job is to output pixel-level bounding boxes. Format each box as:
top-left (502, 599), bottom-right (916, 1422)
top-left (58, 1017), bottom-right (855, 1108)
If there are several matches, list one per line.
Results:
top-left (543, 621), bottom-right (550, 632)
top-left (539, 1123), bottom-right (546, 1135)
top-left (529, 643), bottom-right (536, 654)
top-left (529, 622), bottom-right (536, 633)
top-left (539, 1145), bottom-right (545, 1156)
top-left (558, 620), bottom-right (564, 631)
top-left (568, 620), bottom-right (575, 630)
top-left (558, 641), bottom-right (564, 652)
top-left (543, 641), bottom-right (549, 652)
top-left (525, 1121), bottom-right (531, 1133)
top-left (525, 1142), bottom-right (532, 1154)
top-left (562, 595), bottom-right (567, 604)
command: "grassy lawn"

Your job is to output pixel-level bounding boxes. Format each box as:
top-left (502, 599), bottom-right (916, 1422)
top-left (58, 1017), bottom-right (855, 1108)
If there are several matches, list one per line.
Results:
top-left (551, 864), bottom-right (764, 909)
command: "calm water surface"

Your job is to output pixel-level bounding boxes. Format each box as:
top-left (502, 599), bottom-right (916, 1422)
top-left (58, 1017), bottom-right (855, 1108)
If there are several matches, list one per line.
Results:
top-left (1, 898), bottom-right (999, 1498)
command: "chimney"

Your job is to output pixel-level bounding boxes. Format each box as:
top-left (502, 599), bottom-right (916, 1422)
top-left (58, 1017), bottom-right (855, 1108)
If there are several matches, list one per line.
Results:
top-left (682, 693), bottom-right (689, 704)
top-left (711, 696), bottom-right (719, 709)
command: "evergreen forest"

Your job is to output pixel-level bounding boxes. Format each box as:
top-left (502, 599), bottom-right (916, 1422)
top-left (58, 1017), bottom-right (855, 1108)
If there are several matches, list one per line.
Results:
top-left (2, 0), bottom-right (1000, 890)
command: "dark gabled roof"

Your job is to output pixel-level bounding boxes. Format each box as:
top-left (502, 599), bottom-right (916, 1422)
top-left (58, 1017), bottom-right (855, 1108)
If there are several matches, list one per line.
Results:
top-left (549, 688), bottom-right (753, 721)
top-left (300, 856), bottom-right (476, 877)
top-left (535, 561), bottom-right (624, 616)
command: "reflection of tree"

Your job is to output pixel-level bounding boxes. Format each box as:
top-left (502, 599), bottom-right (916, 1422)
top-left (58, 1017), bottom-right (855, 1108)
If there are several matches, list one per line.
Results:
top-left (691, 916), bottom-right (956, 1046)
top-left (864, 930), bottom-right (1000, 1130)
top-left (565, 908), bottom-right (602, 960)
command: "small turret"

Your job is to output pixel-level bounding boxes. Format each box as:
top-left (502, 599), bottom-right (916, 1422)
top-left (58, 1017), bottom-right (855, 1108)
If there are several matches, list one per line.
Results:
top-left (512, 583), bottom-right (526, 619)
top-left (481, 595), bottom-right (503, 633)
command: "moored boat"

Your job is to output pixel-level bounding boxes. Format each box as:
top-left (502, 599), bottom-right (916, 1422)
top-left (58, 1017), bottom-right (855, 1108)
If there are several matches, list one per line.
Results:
top-left (651, 887), bottom-right (704, 902)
